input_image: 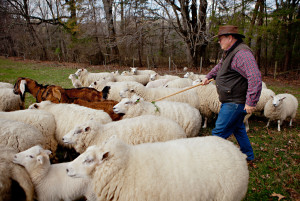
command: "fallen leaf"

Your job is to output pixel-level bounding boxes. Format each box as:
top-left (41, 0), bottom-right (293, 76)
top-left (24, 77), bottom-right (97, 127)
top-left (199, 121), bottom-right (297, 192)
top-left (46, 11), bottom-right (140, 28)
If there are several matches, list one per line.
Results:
top-left (271, 192), bottom-right (285, 200)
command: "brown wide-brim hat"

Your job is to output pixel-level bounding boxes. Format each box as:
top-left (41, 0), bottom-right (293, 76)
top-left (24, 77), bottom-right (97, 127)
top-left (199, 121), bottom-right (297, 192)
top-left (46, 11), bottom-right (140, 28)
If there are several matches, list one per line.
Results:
top-left (213, 25), bottom-right (245, 38)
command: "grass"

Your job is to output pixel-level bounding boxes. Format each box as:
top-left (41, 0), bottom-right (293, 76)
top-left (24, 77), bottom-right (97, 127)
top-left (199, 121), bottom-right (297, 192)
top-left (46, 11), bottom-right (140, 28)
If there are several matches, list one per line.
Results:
top-left (0, 57), bottom-right (299, 200)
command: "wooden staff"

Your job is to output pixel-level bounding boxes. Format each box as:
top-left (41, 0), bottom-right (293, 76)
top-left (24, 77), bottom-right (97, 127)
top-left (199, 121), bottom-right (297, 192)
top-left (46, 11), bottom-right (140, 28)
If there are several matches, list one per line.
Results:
top-left (153, 79), bottom-right (214, 102)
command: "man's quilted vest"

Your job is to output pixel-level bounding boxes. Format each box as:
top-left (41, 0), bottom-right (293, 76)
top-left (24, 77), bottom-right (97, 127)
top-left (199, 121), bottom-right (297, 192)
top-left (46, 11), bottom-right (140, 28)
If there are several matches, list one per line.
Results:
top-left (216, 42), bottom-right (253, 104)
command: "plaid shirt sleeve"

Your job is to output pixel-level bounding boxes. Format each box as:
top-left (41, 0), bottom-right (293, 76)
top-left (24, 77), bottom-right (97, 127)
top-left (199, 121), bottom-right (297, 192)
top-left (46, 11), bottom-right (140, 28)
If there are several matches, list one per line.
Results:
top-left (231, 49), bottom-right (262, 106)
top-left (206, 61), bottom-right (222, 80)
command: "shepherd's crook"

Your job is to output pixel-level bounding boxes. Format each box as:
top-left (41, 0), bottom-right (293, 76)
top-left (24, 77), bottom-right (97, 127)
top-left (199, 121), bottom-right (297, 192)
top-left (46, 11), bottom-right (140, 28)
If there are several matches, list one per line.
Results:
top-left (153, 79), bottom-right (214, 102)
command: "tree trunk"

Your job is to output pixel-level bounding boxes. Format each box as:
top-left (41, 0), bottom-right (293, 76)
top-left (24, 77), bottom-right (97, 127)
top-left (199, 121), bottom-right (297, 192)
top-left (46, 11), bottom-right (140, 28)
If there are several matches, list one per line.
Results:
top-left (247, 0), bottom-right (260, 47)
top-left (102, 0), bottom-right (120, 63)
top-left (255, 0), bottom-right (264, 68)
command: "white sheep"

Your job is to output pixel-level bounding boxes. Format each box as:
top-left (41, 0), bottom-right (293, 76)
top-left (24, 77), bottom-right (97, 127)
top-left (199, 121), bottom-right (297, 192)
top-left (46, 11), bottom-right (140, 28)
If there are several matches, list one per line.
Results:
top-left (13, 145), bottom-right (96, 201)
top-left (89, 79), bottom-right (111, 91)
top-left (0, 109), bottom-right (58, 153)
top-left (113, 95), bottom-right (201, 137)
top-left (145, 79), bottom-right (169, 88)
top-left (262, 81), bottom-right (267, 89)
top-left (184, 72), bottom-right (206, 81)
top-left (149, 73), bottom-right (180, 81)
top-left (116, 82), bottom-right (201, 110)
top-left (0, 81), bottom-right (13, 88)
top-left (62, 115), bottom-right (187, 153)
top-left (264, 93), bottom-right (298, 131)
top-left (0, 88), bottom-right (24, 111)
top-left (102, 81), bottom-right (143, 101)
top-left (28, 101), bottom-right (112, 146)
top-left (194, 84), bottom-right (221, 128)
top-left (66, 136), bottom-right (249, 201)
top-left (68, 74), bottom-right (83, 88)
top-left (0, 119), bottom-right (50, 152)
top-left (243, 88), bottom-right (275, 131)
top-left (130, 67), bottom-right (156, 75)
top-left (115, 72), bottom-right (150, 85)
top-left (0, 145), bottom-right (34, 201)
top-left (75, 68), bottom-right (115, 87)
top-left (163, 78), bottom-right (193, 88)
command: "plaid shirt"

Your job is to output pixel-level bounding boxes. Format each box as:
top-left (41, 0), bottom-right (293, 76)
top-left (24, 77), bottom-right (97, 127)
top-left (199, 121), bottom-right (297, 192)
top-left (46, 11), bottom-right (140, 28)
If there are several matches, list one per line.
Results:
top-left (206, 48), bottom-right (262, 107)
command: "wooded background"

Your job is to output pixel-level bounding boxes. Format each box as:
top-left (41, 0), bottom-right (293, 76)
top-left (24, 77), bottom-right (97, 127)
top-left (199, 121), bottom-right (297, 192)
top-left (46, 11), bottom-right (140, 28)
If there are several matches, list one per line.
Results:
top-left (1, 0), bottom-right (299, 74)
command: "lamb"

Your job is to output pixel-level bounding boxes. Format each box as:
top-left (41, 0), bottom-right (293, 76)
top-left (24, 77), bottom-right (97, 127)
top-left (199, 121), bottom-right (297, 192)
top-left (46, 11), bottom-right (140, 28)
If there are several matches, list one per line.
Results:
top-left (264, 93), bottom-right (298, 131)
top-left (0, 145), bottom-right (34, 201)
top-left (149, 73), bottom-right (180, 81)
top-left (13, 145), bottom-right (96, 201)
top-left (0, 109), bottom-right (57, 153)
top-left (68, 74), bottom-right (83, 88)
top-left (108, 82), bottom-right (201, 110)
top-left (0, 87), bottom-right (25, 111)
top-left (66, 136), bottom-right (249, 201)
top-left (62, 115), bottom-right (187, 153)
top-left (0, 81), bottom-right (13, 88)
top-left (0, 119), bottom-right (50, 152)
top-left (75, 68), bottom-right (115, 87)
top-left (28, 101), bottom-right (112, 146)
top-left (163, 78), bottom-right (193, 88)
top-left (184, 72), bottom-right (206, 81)
top-left (130, 67), bottom-right (156, 75)
top-left (113, 95), bottom-right (201, 137)
top-left (145, 79), bottom-right (169, 88)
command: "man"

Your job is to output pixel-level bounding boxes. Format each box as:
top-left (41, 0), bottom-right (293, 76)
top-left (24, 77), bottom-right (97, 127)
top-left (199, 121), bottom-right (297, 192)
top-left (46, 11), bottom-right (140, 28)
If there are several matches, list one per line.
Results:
top-left (202, 25), bottom-right (262, 161)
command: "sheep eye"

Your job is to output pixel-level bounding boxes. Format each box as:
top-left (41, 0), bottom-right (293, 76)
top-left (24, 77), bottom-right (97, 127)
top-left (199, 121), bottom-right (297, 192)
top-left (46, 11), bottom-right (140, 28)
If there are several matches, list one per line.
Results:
top-left (27, 155), bottom-right (33, 158)
top-left (83, 158), bottom-right (94, 164)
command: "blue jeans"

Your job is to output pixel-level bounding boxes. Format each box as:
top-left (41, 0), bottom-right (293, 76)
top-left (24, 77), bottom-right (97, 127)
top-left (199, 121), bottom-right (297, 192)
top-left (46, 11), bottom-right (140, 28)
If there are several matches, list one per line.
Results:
top-left (212, 102), bottom-right (254, 161)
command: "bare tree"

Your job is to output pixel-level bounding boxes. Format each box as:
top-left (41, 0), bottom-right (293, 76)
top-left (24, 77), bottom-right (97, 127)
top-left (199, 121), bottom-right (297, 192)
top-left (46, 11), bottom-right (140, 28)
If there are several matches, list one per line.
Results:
top-left (103, 0), bottom-right (120, 63)
top-left (153, 0), bottom-right (208, 68)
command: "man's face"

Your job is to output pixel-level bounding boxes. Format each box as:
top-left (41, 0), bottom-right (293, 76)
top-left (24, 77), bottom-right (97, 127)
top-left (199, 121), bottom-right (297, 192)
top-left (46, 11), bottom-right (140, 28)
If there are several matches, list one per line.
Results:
top-left (218, 35), bottom-right (233, 50)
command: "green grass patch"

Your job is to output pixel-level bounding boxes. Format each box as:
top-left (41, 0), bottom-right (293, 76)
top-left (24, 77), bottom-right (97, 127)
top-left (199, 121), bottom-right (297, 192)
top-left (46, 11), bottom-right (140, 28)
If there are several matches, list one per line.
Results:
top-left (0, 57), bottom-right (299, 200)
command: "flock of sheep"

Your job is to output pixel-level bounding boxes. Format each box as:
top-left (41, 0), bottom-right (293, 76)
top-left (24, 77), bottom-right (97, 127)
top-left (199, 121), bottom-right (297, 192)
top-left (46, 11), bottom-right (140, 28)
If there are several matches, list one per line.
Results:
top-left (0, 66), bottom-right (298, 201)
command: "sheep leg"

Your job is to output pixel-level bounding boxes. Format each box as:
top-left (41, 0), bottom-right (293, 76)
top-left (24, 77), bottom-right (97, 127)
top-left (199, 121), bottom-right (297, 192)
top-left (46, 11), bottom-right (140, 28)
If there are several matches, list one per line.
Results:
top-left (289, 119), bottom-right (293, 127)
top-left (277, 120), bottom-right (281, 131)
top-left (265, 120), bottom-right (270, 128)
top-left (202, 117), bottom-right (208, 128)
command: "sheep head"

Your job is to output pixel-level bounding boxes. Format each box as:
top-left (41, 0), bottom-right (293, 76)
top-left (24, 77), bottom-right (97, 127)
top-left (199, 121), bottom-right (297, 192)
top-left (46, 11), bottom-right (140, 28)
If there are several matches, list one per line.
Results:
top-left (272, 96), bottom-right (286, 107)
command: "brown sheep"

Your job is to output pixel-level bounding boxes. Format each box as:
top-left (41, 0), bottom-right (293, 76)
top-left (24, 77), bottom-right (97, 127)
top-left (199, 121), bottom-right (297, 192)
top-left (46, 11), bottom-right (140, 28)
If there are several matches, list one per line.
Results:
top-left (73, 99), bottom-right (122, 121)
top-left (13, 77), bottom-right (48, 102)
top-left (41, 85), bottom-right (122, 121)
top-left (42, 85), bottom-right (104, 103)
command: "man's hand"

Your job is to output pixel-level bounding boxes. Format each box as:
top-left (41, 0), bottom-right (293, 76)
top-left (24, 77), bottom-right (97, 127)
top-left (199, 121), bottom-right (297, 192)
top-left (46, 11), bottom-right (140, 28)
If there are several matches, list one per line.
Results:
top-left (244, 104), bottom-right (256, 114)
top-left (201, 78), bottom-right (211, 85)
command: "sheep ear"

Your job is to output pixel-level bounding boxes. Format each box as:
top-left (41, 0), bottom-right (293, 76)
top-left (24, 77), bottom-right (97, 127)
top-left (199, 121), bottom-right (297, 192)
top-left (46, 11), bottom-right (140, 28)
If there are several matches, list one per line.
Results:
top-left (270, 95), bottom-right (274, 98)
top-left (280, 97), bottom-right (286, 101)
top-left (37, 155), bottom-right (44, 164)
top-left (20, 80), bottom-right (27, 95)
top-left (52, 88), bottom-right (62, 101)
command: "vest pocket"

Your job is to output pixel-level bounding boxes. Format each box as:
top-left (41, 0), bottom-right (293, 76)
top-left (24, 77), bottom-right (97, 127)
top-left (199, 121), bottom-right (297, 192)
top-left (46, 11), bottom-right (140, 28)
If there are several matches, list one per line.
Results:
top-left (216, 84), bottom-right (232, 102)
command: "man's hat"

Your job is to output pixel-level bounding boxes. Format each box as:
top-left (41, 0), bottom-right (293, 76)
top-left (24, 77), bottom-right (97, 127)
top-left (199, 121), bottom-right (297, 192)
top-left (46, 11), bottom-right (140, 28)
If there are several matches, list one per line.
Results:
top-left (214, 25), bottom-right (245, 38)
